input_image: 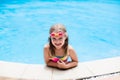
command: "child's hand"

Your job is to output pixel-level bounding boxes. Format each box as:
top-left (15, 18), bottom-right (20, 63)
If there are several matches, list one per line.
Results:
top-left (57, 59), bottom-right (67, 69)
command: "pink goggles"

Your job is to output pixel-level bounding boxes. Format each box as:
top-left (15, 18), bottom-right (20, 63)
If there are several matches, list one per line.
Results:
top-left (50, 31), bottom-right (64, 37)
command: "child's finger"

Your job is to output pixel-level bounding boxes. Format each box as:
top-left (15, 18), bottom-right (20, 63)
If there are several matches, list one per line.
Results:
top-left (57, 60), bottom-right (60, 64)
top-left (59, 59), bottom-right (64, 63)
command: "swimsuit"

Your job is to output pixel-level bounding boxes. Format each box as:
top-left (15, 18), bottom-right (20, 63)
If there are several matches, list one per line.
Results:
top-left (50, 55), bottom-right (68, 63)
top-left (49, 48), bottom-right (69, 63)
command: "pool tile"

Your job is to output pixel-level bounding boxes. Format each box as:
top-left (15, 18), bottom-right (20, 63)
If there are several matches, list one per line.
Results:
top-left (0, 61), bottom-right (28, 79)
top-left (52, 63), bottom-right (93, 80)
top-left (0, 77), bottom-right (19, 80)
top-left (85, 73), bottom-right (120, 80)
top-left (21, 64), bottom-right (53, 80)
top-left (98, 75), bottom-right (120, 80)
top-left (83, 57), bottom-right (120, 76)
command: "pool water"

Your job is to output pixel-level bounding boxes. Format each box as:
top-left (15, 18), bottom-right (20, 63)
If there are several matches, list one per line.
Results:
top-left (0, 0), bottom-right (120, 64)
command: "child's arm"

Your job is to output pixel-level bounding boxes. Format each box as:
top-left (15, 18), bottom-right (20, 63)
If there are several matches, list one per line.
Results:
top-left (44, 45), bottom-right (58, 68)
top-left (66, 46), bottom-right (78, 68)
top-left (47, 61), bottom-right (58, 68)
top-left (63, 46), bottom-right (78, 69)
top-left (56, 46), bottom-right (78, 69)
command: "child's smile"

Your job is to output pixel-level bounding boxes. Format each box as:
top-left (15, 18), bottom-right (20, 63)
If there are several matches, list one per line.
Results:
top-left (51, 36), bottom-right (65, 49)
top-left (55, 43), bottom-right (62, 46)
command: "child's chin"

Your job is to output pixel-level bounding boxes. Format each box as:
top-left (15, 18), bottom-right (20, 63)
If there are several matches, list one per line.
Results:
top-left (55, 46), bottom-right (62, 49)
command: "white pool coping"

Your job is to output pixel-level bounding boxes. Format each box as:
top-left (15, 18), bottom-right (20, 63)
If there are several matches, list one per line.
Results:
top-left (0, 57), bottom-right (120, 80)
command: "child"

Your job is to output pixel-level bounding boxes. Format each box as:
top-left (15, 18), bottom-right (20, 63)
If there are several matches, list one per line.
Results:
top-left (44, 23), bottom-right (78, 70)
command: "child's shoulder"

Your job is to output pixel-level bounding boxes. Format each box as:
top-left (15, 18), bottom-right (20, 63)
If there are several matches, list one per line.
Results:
top-left (44, 43), bottom-right (49, 49)
top-left (68, 45), bottom-right (74, 51)
top-left (68, 45), bottom-right (76, 55)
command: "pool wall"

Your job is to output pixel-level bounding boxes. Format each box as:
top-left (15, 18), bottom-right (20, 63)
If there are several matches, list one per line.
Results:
top-left (0, 57), bottom-right (120, 80)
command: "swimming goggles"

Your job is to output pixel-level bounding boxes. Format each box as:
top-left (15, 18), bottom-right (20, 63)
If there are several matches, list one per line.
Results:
top-left (50, 31), bottom-right (64, 37)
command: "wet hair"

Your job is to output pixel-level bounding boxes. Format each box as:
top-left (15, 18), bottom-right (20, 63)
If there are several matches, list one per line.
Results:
top-left (48, 24), bottom-right (68, 56)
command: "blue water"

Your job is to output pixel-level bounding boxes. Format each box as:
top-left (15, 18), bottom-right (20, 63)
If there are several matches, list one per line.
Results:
top-left (0, 0), bottom-right (120, 64)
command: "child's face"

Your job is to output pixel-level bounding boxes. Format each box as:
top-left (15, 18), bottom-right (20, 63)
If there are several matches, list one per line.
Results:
top-left (50, 31), bottom-right (66, 49)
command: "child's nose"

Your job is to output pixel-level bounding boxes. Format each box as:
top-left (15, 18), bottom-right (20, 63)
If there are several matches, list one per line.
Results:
top-left (56, 39), bottom-right (61, 43)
